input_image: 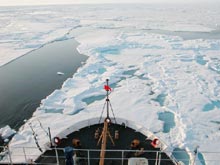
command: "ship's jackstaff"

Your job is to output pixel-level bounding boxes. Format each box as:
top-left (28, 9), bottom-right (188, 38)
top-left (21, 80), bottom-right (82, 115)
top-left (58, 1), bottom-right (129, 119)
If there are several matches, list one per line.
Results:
top-left (98, 79), bottom-right (115, 165)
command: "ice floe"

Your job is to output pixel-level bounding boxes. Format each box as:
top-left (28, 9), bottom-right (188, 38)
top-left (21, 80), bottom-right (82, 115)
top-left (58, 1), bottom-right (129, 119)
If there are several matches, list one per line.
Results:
top-left (1, 4), bottom-right (220, 164)
top-left (0, 125), bottom-right (16, 140)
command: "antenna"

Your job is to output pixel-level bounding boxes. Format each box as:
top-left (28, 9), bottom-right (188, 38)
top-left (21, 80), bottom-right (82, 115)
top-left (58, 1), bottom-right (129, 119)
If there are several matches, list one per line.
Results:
top-left (99, 79), bottom-right (117, 124)
top-left (106, 79), bottom-right (110, 119)
top-left (97, 79), bottom-right (115, 165)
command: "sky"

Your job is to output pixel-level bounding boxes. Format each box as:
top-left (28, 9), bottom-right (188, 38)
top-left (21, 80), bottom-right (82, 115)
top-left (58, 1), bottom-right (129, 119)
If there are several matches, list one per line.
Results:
top-left (0, 0), bottom-right (219, 6)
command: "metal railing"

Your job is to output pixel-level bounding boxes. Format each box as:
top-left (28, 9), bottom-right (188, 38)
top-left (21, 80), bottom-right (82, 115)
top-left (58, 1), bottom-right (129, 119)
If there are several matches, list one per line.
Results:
top-left (1, 146), bottom-right (220, 165)
top-left (0, 146), bottom-right (178, 165)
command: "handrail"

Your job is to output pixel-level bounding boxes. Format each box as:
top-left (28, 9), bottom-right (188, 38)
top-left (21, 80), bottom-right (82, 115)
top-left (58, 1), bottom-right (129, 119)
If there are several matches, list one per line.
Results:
top-left (1, 146), bottom-right (220, 164)
top-left (0, 146), bottom-right (178, 164)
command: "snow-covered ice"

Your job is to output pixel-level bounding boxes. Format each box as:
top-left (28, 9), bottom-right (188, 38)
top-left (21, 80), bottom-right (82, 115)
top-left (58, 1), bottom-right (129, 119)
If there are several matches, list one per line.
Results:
top-left (57, 71), bottom-right (64, 75)
top-left (0, 125), bottom-right (16, 140)
top-left (1, 4), bottom-right (220, 164)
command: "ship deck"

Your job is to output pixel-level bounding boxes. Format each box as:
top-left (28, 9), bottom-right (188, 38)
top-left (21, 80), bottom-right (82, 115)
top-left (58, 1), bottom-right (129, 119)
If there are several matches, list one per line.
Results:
top-left (36, 122), bottom-right (176, 165)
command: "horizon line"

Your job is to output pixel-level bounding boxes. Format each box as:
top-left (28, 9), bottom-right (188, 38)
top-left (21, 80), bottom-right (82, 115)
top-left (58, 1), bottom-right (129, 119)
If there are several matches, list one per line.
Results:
top-left (0, 1), bottom-right (218, 7)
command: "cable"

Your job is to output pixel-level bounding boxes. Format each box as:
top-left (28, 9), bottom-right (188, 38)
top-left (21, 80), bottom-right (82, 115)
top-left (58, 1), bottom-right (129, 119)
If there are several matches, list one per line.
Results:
top-left (28, 123), bottom-right (43, 153)
top-left (99, 101), bottom-right (106, 124)
top-left (109, 100), bottom-right (117, 124)
top-left (37, 119), bottom-right (49, 137)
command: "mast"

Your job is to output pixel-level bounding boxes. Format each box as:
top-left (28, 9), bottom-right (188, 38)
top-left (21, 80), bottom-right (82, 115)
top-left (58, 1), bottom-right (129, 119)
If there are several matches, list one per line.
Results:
top-left (106, 79), bottom-right (110, 119)
top-left (99, 118), bottom-right (109, 165)
top-left (98, 79), bottom-right (114, 165)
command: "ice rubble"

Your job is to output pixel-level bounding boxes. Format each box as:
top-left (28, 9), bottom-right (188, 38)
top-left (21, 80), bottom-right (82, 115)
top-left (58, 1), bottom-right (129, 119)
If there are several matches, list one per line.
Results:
top-left (0, 125), bottom-right (16, 140)
top-left (0, 4), bottom-right (220, 164)
top-left (1, 4), bottom-right (220, 66)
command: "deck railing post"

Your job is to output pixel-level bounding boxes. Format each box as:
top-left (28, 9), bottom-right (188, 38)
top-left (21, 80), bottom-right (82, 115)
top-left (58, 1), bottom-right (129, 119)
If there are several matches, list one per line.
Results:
top-left (87, 150), bottom-right (90, 165)
top-left (158, 151), bottom-right (161, 165)
top-left (55, 146), bottom-right (59, 165)
top-left (121, 150), bottom-right (124, 165)
top-left (155, 151), bottom-right (158, 165)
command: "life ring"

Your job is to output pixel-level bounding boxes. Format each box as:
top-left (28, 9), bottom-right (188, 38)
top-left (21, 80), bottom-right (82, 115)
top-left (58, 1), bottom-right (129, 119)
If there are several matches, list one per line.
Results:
top-left (54, 137), bottom-right (61, 145)
top-left (151, 138), bottom-right (159, 148)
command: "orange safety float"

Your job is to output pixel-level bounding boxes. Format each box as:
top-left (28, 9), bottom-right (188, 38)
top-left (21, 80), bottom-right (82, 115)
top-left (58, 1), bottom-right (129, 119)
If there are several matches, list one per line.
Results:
top-left (131, 139), bottom-right (140, 148)
top-left (72, 138), bottom-right (81, 147)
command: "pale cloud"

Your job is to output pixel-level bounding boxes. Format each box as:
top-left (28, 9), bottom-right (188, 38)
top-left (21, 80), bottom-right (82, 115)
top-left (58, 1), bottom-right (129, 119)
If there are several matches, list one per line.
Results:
top-left (0, 0), bottom-right (219, 6)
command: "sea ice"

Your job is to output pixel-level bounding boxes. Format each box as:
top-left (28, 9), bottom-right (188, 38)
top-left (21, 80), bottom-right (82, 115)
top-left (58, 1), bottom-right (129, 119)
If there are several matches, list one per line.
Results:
top-left (0, 125), bottom-right (16, 140)
top-left (57, 71), bottom-right (64, 75)
top-left (1, 4), bottom-right (220, 164)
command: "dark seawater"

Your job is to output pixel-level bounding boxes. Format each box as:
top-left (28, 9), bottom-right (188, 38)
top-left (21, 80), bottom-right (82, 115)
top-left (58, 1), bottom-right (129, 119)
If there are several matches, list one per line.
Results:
top-left (0, 39), bottom-right (87, 130)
